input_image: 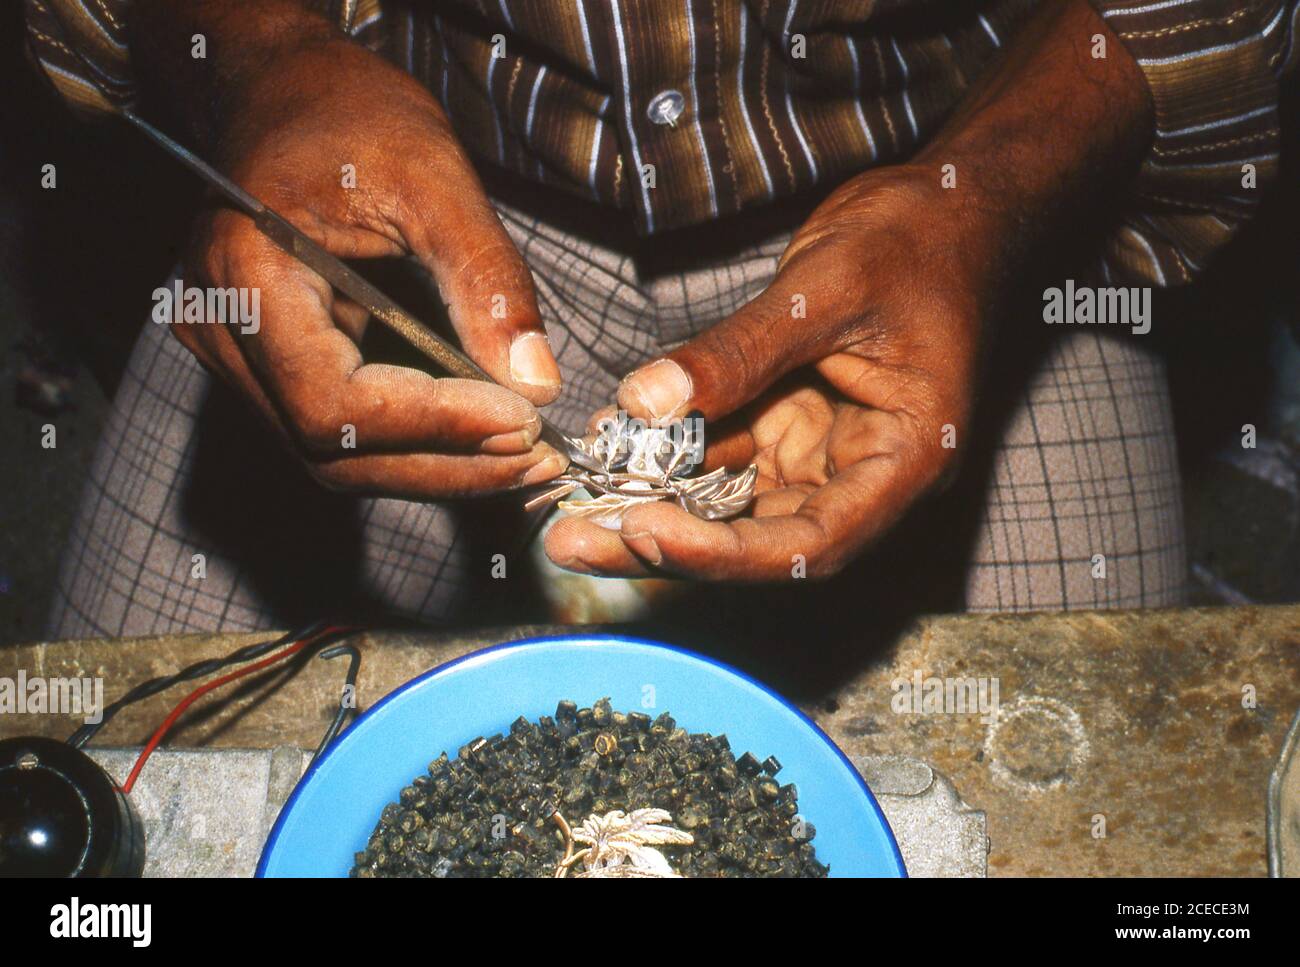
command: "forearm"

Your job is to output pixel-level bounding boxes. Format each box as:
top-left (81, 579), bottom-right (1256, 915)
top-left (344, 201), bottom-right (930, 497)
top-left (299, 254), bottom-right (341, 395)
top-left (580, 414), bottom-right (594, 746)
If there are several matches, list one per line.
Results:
top-left (913, 0), bottom-right (1154, 278)
top-left (130, 0), bottom-right (338, 149)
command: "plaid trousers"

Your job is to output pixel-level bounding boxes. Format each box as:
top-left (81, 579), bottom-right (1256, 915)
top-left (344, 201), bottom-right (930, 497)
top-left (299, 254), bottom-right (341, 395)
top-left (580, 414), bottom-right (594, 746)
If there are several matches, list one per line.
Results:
top-left (45, 193), bottom-right (1187, 639)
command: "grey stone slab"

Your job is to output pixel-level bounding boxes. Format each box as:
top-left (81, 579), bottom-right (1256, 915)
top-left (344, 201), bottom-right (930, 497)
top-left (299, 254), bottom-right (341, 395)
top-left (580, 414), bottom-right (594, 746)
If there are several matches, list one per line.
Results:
top-left (89, 747), bottom-right (310, 878)
top-left (856, 754), bottom-right (988, 878)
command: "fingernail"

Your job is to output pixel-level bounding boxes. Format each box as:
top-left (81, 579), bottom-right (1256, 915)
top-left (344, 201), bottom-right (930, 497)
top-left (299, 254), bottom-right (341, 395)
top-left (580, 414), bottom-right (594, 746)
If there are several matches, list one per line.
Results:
top-left (621, 359), bottom-right (692, 421)
top-left (520, 447), bottom-right (567, 486)
top-left (482, 415), bottom-right (540, 454)
top-left (622, 529), bottom-right (663, 566)
top-left (509, 332), bottom-right (561, 388)
top-left (483, 428), bottom-right (538, 455)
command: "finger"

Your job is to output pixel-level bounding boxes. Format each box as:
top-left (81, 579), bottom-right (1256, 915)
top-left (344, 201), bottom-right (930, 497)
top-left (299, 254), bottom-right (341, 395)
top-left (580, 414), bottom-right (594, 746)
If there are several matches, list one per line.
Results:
top-left (616, 247), bottom-right (863, 423)
top-left (175, 313), bottom-right (289, 435)
top-left (749, 484), bottom-right (816, 515)
top-left (617, 501), bottom-right (830, 581)
top-left (542, 493), bottom-right (807, 579)
top-left (702, 384), bottom-right (838, 484)
top-left (700, 425), bottom-right (757, 473)
top-left (614, 447), bottom-right (918, 581)
top-left (585, 404), bottom-right (619, 436)
top-left (542, 486), bottom-right (813, 578)
top-left (542, 465), bottom-right (811, 578)
top-left (330, 292), bottom-right (371, 342)
top-left (226, 226), bottom-right (544, 455)
top-left (176, 250), bottom-right (299, 439)
top-left (399, 139), bottom-right (561, 405)
top-left (824, 404), bottom-right (905, 475)
top-left (312, 443), bottom-right (568, 500)
top-left (544, 516), bottom-right (655, 577)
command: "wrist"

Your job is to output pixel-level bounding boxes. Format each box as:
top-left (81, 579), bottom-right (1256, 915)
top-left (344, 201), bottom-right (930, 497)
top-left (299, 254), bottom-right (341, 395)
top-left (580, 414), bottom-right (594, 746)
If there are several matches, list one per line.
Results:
top-left (910, 0), bottom-right (1153, 272)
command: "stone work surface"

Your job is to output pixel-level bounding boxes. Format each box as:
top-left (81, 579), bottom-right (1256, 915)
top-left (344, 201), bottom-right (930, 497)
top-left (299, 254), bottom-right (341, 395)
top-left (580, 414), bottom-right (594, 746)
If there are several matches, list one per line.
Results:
top-left (813, 607), bottom-right (1300, 876)
top-left (4, 606), bottom-right (1298, 876)
top-left (88, 747), bottom-right (310, 878)
top-left (80, 747), bottom-right (980, 877)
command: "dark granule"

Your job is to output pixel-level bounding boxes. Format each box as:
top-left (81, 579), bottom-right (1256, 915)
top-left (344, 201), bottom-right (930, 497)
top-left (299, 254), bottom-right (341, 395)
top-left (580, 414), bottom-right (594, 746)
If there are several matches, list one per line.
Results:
top-left (350, 698), bottom-right (828, 878)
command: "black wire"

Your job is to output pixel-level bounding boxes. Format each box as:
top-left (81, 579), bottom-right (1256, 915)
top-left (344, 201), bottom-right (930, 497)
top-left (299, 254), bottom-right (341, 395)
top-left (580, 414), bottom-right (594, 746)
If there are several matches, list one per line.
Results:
top-left (67, 619), bottom-right (330, 749)
top-left (311, 643), bottom-right (363, 764)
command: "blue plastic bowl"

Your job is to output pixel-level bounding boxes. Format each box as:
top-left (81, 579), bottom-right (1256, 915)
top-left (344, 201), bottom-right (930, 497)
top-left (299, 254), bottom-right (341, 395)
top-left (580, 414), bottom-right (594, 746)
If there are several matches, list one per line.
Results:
top-left (258, 634), bottom-right (904, 877)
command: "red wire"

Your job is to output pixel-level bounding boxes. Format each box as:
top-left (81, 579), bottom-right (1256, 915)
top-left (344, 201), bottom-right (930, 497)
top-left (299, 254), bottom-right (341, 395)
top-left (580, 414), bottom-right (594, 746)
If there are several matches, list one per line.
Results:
top-left (118, 626), bottom-right (346, 795)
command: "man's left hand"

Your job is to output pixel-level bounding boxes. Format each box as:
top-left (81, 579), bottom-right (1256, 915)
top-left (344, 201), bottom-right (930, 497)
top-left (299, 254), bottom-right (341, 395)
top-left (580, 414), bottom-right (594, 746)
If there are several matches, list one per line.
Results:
top-left (545, 167), bottom-right (995, 580)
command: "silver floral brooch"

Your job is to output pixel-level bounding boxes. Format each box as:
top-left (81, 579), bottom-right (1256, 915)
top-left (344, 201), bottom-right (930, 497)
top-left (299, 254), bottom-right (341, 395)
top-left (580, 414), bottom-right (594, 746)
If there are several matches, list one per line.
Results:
top-left (526, 414), bottom-right (758, 528)
top-left (552, 807), bottom-right (694, 878)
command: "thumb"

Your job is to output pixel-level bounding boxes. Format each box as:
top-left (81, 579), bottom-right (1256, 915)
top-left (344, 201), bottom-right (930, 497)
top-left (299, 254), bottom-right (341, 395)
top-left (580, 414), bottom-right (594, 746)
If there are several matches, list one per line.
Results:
top-left (618, 261), bottom-right (841, 423)
top-left (407, 176), bottom-right (561, 405)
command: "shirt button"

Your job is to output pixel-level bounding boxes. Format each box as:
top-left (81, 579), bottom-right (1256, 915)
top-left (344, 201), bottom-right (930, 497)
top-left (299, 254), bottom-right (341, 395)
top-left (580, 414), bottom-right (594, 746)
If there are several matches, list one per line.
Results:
top-left (646, 90), bottom-right (686, 128)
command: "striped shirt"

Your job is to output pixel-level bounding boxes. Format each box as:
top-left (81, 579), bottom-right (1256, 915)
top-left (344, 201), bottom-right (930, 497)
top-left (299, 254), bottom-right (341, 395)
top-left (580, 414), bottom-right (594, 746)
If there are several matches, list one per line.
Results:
top-left (25, 0), bottom-right (1300, 286)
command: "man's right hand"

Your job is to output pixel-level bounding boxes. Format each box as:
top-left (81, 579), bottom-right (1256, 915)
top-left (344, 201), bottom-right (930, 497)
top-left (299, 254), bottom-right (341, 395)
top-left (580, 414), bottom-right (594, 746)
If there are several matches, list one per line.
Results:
top-left (152, 6), bottom-right (566, 499)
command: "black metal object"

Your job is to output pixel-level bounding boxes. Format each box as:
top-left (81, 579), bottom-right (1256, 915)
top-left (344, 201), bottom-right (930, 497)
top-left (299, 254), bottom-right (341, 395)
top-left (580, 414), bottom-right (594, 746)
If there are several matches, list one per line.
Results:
top-left (0, 736), bottom-right (145, 877)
